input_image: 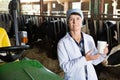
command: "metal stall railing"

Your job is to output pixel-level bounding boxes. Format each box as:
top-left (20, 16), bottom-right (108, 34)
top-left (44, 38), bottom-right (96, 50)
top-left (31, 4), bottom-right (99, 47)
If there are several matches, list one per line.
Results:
top-left (85, 16), bottom-right (120, 49)
top-left (0, 13), bottom-right (120, 49)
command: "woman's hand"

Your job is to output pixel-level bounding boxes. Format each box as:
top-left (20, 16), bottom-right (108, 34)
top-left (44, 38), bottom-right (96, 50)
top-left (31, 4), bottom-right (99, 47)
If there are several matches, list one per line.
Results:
top-left (101, 44), bottom-right (109, 65)
top-left (85, 50), bottom-right (101, 61)
top-left (103, 44), bottom-right (109, 55)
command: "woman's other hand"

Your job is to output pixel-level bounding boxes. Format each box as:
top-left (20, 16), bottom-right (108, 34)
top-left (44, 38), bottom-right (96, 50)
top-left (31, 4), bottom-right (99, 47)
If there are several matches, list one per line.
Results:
top-left (104, 44), bottom-right (109, 55)
top-left (85, 50), bottom-right (101, 61)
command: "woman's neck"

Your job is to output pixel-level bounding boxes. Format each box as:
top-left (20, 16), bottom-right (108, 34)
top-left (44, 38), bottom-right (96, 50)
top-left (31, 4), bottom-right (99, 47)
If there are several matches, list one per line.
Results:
top-left (70, 31), bottom-right (82, 43)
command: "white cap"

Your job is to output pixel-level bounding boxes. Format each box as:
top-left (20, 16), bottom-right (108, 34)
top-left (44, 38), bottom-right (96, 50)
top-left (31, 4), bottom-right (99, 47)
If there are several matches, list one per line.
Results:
top-left (67, 9), bottom-right (84, 21)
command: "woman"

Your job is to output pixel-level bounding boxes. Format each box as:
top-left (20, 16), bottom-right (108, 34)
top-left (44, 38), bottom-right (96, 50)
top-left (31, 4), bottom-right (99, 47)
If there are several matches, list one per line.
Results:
top-left (57, 9), bottom-right (108, 80)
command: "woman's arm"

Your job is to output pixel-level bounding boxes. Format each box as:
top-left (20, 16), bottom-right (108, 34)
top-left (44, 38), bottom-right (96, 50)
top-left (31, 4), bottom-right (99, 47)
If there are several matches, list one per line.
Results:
top-left (57, 40), bottom-right (87, 73)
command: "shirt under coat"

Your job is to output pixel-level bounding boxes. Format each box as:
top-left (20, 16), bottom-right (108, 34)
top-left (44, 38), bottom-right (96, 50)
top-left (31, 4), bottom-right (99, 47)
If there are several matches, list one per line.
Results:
top-left (57, 32), bottom-right (105, 80)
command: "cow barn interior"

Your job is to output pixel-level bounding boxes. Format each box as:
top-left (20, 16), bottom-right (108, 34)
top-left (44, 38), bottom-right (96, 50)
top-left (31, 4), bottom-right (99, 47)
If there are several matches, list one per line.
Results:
top-left (0, 0), bottom-right (120, 80)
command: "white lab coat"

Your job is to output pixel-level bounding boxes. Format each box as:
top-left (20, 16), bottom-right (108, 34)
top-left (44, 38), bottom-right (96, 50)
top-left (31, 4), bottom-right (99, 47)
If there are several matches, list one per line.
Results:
top-left (57, 32), bottom-right (106, 80)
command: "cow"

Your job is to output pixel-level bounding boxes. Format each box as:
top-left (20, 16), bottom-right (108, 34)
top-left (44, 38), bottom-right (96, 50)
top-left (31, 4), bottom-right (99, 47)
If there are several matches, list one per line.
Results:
top-left (24, 17), bottom-right (67, 59)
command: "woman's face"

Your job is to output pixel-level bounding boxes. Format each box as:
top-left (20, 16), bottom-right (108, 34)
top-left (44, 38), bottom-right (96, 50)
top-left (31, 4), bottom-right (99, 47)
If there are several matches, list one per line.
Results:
top-left (68, 14), bottom-right (82, 32)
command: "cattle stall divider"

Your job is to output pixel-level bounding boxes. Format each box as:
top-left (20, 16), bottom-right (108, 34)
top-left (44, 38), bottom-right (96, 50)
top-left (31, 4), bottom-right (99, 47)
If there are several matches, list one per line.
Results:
top-left (0, 14), bottom-right (120, 49)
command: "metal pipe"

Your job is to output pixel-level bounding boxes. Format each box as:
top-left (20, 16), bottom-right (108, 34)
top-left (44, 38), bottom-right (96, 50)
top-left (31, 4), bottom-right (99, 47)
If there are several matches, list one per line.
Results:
top-left (9, 0), bottom-right (20, 45)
